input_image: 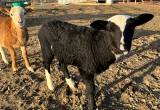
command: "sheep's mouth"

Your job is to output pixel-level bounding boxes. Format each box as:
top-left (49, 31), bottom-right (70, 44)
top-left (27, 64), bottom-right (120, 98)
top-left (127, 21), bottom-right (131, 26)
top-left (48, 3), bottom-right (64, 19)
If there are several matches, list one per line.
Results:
top-left (18, 23), bottom-right (25, 28)
top-left (123, 51), bottom-right (128, 55)
top-left (19, 22), bottom-right (24, 25)
top-left (120, 45), bottom-right (129, 55)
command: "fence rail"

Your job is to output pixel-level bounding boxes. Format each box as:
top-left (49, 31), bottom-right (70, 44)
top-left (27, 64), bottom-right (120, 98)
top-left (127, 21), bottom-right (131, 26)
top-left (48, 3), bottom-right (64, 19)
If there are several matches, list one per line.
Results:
top-left (0, 0), bottom-right (31, 2)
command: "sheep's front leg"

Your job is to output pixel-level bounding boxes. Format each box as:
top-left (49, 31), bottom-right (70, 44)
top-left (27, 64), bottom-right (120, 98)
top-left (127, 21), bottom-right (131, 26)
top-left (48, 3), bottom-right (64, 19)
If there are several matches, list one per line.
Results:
top-left (20, 46), bottom-right (34, 72)
top-left (43, 56), bottom-right (54, 91)
top-left (8, 47), bottom-right (17, 72)
top-left (0, 46), bottom-right (9, 64)
top-left (45, 69), bottom-right (54, 91)
top-left (59, 63), bottom-right (77, 93)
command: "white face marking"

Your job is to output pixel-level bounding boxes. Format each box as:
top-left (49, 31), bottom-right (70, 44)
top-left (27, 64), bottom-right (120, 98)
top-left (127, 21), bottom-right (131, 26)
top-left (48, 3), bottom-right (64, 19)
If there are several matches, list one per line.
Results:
top-left (108, 15), bottom-right (131, 32)
top-left (65, 78), bottom-right (77, 92)
top-left (120, 33), bottom-right (125, 50)
top-left (45, 69), bottom-right (54, 90)
top-left (10, 6), bottom-right (26, 27)
top-left (120, 44), bottom-right (125, 51)
top-left (108, 15), bottom-right (132, 52)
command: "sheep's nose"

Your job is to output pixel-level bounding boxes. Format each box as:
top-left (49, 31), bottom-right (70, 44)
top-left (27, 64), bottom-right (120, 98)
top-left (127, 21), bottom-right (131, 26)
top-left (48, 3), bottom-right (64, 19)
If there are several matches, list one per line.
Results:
top-left (18, 21), bottom-right (23, 24)
top-left (18, 21), bottom-right (23, 23)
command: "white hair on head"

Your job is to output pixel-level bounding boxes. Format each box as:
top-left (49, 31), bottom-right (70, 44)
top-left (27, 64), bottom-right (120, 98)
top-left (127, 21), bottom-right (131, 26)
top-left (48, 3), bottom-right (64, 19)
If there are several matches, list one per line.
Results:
top-left (10, 6), bottom-right (25, 13)
top-left (10, 6), bottom-right (26, 27)
top-left (107, 15), bottom-right (132, 32)
top-left (108, 15), bottom-right (132, 55)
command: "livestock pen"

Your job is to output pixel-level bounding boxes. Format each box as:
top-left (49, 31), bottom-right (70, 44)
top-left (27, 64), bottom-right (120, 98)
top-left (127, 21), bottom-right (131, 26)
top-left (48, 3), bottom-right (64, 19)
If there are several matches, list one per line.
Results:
top-left (0, 2), bottom-right (159, 110)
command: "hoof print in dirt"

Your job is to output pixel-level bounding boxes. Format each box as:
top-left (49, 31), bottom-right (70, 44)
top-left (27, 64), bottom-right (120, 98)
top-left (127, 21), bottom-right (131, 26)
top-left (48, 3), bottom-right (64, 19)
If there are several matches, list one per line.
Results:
top-left (55, 83), bottom-right (70, 105)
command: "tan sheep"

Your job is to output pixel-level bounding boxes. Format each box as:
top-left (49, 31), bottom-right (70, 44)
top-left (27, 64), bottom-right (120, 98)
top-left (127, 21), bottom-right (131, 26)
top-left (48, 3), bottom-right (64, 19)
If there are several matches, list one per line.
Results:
top-left (0, 6), bottom-right (34, 72)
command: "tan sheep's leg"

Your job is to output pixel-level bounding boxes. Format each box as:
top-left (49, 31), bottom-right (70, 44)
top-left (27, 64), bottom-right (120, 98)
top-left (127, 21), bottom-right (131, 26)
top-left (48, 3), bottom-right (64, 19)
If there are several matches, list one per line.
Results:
top-left (0, 46), bottom-right (9, 64)
top-left (8, 47), bottom-right (17, 72)
top-left (20, 46), bottom-right (34, 72)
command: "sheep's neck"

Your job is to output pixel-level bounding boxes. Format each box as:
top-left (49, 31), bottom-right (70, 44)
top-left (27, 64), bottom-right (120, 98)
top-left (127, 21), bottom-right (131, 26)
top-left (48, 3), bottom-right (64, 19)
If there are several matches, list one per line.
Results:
top-left (11, 20), bottom-right (27, 46)
top-left (11, 21), bottom-right (24, 33)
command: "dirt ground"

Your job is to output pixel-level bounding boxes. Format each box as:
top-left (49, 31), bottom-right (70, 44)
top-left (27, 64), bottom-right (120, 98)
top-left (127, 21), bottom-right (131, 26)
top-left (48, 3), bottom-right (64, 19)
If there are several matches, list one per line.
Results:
top-left (0, 2), bottom-right (160, 110)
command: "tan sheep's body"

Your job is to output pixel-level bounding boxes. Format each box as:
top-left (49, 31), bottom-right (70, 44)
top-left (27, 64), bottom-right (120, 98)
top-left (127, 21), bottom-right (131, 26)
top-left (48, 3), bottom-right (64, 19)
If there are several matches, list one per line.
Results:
top-left (0, 6), bottom-right (33, 72)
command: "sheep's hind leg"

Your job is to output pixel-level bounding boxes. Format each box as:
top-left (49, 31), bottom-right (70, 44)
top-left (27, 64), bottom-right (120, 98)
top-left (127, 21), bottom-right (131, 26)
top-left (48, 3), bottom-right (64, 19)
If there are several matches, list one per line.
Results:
top-left (0, 46), bottom-right (9, 64)
top-left (81, 73), bottom-right (96, 110)
top-left (7, 46), bottom-right (17, 72)
top-left (59, 63), bottom-right (77, 93)
top-left (20, 46), bottom-right (34, 72)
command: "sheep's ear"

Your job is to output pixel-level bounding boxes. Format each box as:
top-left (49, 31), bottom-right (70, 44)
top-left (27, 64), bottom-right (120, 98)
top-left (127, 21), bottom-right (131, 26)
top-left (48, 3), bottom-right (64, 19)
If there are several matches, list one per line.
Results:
top-left (0, 6), bottom-right (10, 15)
top-left (25, 8), bottom-right (33, 14)
top-left (90, 20), bottom-right (108, 30)
top-left (5, 8), bottom-right (10, 14)
top-left (105, 21), bottom-right (116, 32)
top-left (0, 7), bottom-right (3, 11)
top-left (128, 13), bottom-right (154, 27)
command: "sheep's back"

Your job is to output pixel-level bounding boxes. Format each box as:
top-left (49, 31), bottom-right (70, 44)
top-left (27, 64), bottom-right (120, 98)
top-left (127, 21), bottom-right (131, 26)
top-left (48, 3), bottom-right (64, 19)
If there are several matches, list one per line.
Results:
top-left (39, 20), bottom-right (96, 71)
top-left (39, 20), bottom-right (116, 74)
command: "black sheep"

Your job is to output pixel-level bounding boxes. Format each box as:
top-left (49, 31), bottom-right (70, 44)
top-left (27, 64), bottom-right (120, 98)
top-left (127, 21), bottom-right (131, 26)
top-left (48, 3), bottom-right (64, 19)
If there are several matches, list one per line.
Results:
top-left (38, 13), bottom-right (153, 109)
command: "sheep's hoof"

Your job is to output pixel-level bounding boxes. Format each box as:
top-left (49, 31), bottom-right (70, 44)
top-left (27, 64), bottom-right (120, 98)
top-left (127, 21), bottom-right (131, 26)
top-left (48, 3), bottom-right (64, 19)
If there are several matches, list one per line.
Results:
top-left (47, 80), bottom-right (54, 91)
top-left (48, 84), bottom-right (54, 91)
top-left (4, 60), bottom-right (9, 65)
top-left (65, 78), bottom-right (78, 93)
top-left (45, 70), bottom-right (54, 91)
top-left (13, 68), bottom-right (18, 73)
top-left (27, 67), bottom-right (34, 72)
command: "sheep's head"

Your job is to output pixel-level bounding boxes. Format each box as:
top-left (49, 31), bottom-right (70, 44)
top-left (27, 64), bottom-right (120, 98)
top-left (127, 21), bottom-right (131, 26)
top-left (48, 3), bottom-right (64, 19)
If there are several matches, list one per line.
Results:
top-left (90, 13), bottom-right (154, 58)
top-left (10, 6), bottom-right (26, 28)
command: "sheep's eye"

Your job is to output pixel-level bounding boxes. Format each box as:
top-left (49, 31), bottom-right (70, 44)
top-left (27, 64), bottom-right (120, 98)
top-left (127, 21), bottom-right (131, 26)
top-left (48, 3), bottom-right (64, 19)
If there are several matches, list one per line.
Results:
top-left (24, 11), bottom-right (27, 15)
top-left (10, 13), bottom-right (13, 16)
